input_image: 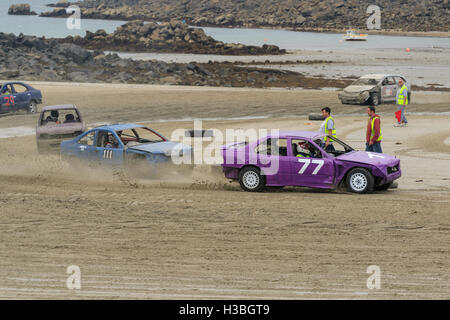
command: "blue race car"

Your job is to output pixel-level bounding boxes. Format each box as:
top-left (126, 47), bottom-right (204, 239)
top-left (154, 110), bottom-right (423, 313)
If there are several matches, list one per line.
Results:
top-left (60, 124), bottom-right (192, 169)
top-left (0, 82), bottom-right (42, 114)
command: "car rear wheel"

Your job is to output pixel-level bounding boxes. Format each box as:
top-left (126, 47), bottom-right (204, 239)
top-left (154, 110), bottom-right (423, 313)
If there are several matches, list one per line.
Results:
top-left (239, 167), bottom-right (265, 192)
top-left (28, 100), bottom-right (37, 113)
top-left (370, 93), bottom-right (379, 106)
top-left (346, 168), bottom-right (374, 194)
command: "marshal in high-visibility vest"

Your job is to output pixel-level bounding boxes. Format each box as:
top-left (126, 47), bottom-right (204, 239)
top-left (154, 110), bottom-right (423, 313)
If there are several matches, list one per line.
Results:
top-left (370, 116), bottom-right (383, 142)
top-left (397, 85), bottom-right (409, 105)
top-left (323, 116), bottom-right (337, 142)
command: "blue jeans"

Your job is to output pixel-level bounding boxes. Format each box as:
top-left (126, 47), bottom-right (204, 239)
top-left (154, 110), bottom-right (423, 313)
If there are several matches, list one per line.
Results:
top-left (366, 142), bottom-right (382, 153)
top-left (397, 105), bottom-right (407, 123)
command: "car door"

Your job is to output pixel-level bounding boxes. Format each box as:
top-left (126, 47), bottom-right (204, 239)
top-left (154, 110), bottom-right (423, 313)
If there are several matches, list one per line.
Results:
top-left (95, 130), bottom-right (124, 166)
top-left (0, 84), bottom-right (16, 112)
top-left (74, 130), bottom-right (99, 161)
top-left (381, 76), bottom-right (396, 102)
top-left (289, 139), bottom-right (335, 188)
top-left (254, 137), bottom-right (292, 185)
top-left (11, 83), bottom-right (31, 110)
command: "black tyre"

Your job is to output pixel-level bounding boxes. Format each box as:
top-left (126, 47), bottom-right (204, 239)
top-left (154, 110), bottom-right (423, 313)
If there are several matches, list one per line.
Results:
top-left (374, 182), bottom-right (392, 191)
top-left (370, 92), bottom-right (379, 106)
top-left (28, 100), bottom-right (37, 113)
top-left (308, 113), bottom-right (323, 121)
top-left (346, 168), bottom-right (374, 194)
top-left (239, 166), bottom-right (265, 192)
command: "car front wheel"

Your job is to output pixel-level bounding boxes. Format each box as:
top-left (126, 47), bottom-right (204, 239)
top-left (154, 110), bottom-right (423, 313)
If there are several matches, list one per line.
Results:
top-left (369, 92), bottom-right (379, 106)
top-left (346, 168), bottom-right (374, 194)
top-left (239, 167), bottom-right (265, 192)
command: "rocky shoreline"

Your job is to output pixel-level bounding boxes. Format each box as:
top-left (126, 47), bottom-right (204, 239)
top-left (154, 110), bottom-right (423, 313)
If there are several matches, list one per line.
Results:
top-left (8, 4), bottom-right (37, 16)
top-left (62, 20), bottom-right (286, 55)
top-left (41, 0), bottom-right (450, 32)
top-left (3, 32), bottom-right (449, 91)
top-left (0, 32), bottom-right (346, 89)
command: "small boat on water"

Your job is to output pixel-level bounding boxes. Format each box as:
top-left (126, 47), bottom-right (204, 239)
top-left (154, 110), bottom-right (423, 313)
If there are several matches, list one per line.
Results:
top-left (344, 29), bottom-right (368, 41)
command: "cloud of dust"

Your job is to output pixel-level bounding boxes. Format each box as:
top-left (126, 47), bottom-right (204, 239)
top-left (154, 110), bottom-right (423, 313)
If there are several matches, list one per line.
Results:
top-left (0, 135), bottom-right (235, 191)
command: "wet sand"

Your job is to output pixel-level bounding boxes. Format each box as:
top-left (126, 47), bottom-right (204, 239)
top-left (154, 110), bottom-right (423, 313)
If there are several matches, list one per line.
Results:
top-left (114, 46), bottom-right (450, 89)
top-left (0, 84), bottom-right (449, 299)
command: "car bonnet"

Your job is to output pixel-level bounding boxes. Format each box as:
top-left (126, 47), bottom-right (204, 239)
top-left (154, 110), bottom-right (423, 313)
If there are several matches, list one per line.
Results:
top-left (128, 141), bottom-right (191, 155)
top-left (344, 85), bottom-right (377, 93)
top-left (336, 151), bottom-right (399, 167)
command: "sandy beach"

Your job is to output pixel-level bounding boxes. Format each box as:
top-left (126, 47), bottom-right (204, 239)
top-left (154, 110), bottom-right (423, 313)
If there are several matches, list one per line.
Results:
top-left (0, 83), bottom-right (449, 299)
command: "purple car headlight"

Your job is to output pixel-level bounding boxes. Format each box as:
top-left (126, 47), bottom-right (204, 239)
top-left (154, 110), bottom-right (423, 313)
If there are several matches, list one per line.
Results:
top-left (387, 165), bottom-right (399, 174)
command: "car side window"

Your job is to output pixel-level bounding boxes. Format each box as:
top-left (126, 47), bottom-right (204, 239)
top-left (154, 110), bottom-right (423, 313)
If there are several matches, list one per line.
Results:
top-left (78, 131), bottom-right (95, 146)
top-left (97, 131), bottom-right (120, 149)
top-left (255, 138), bottom-right (288, 156)
top-left (12, 84), bottom-right (28, 93)
top-left (1, 84), bottom-right (13, 95)
top-left (292, 139), bottom-right (322, 158)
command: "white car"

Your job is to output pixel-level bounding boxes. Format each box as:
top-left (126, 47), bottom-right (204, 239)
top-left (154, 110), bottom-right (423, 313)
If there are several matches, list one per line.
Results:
top-left (338, 74), bottom-right (411, 106)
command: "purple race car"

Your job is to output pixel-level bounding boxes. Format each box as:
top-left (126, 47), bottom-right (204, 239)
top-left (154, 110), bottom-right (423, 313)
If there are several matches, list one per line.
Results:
top-left (221, 131), bottom-right (401, 193)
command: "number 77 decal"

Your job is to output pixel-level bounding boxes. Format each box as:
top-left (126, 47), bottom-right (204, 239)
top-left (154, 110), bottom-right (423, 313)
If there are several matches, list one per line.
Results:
top-left (297, 159), bottom-right (324, 175)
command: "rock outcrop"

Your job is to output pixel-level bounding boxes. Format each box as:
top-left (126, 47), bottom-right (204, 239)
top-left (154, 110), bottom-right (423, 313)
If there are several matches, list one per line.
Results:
top-left (62, 20), bottom-right (285, 55)
top-left (0, 32), bottom-right (326, 88)
top-left (41, 0), bottom-right (450, 32)
top-left (8, 4), bottom-right (37, 16)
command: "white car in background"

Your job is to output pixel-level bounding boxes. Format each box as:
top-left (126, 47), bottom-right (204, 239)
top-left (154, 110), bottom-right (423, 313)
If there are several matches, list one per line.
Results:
top-left (338, 74), bottom-right (411, 106)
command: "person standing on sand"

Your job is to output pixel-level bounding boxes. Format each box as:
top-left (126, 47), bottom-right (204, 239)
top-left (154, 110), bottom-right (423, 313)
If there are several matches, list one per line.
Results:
top-left (319, 107), bottom-right (336, 152)
top-left (395, 78), bottom-right (409, 127)
top-left (366, 106), bottom-right (383, 153)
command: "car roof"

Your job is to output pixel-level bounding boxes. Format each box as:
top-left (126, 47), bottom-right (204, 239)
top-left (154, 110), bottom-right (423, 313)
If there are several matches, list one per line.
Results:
top-left (360, 74), bottom-right (404, 80)
top-left (42, 104), bottom-right (78, 111)
top-left (267, 131), bottom-right (325, 140)
top-left (1, 81), bottom-right (29, 86)
top-left (94, 123), bottom-right (145, 131)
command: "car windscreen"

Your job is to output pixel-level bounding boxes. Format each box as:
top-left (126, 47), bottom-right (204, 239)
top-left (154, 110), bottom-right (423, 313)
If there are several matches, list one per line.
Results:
top-left (351, 78), bottom-right (378, 86)
top-left (314, 137), bottom-right (354, 157)
top-left (40, 109), bottom-right (81, 126)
